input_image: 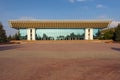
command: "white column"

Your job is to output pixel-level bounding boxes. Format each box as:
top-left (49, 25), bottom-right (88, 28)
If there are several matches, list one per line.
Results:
top-left (27, 28), bottom-right (36, 40)
top-left (27, 28), bottom-right (31, 40)
top-left (85, 28), bottom-right (93, 40)
top-left (90, 28), bottom-right (93, 40)
top-left (32, 28), bottom-right (36, 40)
top-left (85, 28), bottom-right (88, 40)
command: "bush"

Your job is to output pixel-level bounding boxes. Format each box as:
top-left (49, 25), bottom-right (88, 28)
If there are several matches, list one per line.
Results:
top-left (103, 30), bottom-right (114, 40)
top-left (114, 24), bottom-right (120, 41)
top-left (0, 22), bottom-right (7, 43)
top-left (99, 28), bottom-right (115, 40)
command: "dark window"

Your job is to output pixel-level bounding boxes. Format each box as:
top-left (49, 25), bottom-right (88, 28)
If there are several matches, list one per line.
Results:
top-left (30, 29), bottom-right (32, 33)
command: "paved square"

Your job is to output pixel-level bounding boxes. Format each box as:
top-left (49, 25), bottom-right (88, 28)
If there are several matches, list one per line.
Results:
top-left (0, 41), bottom-right (120, 80)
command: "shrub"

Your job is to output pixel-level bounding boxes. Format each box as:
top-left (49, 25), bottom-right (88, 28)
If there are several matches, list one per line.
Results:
top-left (0, 22), bottom-right (7, 43)
top-left (114, 24), bottom-right (120, 41)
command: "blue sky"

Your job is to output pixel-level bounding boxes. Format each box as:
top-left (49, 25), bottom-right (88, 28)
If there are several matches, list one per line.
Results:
top-left (0, 0), bottom-right (120, 35)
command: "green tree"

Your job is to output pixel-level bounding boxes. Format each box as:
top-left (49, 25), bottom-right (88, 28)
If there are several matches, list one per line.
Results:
top-left (14, 33), bottom-right (20, 40)
top-left (0, 22), bottom-right (7, 43)
top-left (7, 35), bottom-right (12, 41)
top-left (104, 30), bottom-right (114, 40)
top-left (70, 33), bottom-right (76, 37)
top-left (11, 33), bottom-right (20, 40)
top-left (99, 29), bottom-right (115, 40)
top-left (42, 34), bottom-right (48, 40)
top-left (99, 28), bottom-right (117, 40)
top-left (114, 24), bottom-right (120, 41)
top-left (57, 35), bottom-right (65, 40)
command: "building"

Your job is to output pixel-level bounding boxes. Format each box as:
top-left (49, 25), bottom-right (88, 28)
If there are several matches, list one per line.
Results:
top-left (9, 20), bottom-right (111, 40)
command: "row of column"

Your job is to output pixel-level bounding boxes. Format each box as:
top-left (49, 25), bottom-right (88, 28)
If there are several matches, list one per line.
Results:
top-left (27, 28), bottom-right (93, 40)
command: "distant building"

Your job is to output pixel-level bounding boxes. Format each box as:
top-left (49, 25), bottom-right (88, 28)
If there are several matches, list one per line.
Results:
top-left (9, 20), bottom-right (111, 40)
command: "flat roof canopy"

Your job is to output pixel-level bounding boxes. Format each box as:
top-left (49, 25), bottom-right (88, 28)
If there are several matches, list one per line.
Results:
top-left (9, 20), bottom-right (111, 29)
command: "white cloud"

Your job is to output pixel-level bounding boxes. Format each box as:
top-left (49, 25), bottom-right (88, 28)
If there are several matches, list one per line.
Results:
top-left (69, 0), bottom-right (87, 3)
top-left (19, 16), bottom-right (37, 20)
top-left (77, 0), bottom-right (86, 2)
top-left (109, 21), bottom-right (118, 28)
top-left (77, 0), bottom-right (94, 2)
top-left (68, 0), bottom-right (94, 3)
top-left (69, 0), bottom-right (75, 3)
top-left (96, 4), bottom-right (106, 8)
top-left (97, 15), bottom-right (107, 19)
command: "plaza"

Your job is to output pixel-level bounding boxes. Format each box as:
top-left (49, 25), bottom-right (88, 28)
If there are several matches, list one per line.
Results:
top-left (0, 41), bottom-right (120, 80)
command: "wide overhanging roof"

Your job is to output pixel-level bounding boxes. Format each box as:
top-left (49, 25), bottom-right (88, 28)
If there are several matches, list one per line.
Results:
top-left (9, 20), bottom-right (111, 29)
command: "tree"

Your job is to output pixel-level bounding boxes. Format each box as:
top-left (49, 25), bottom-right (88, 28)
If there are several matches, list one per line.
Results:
top-left (14, 33), bottom-right (20, 40)
top-left (0, 22), bottom-right (7, 43)
top-left (42, 34), bottom-right (48, 40)
top-left (57, 35), bottom-right (65, 40)
top-left (70, 33), bottom-right (76, 37)
top-left (7, 35), bottom-right (12, 41)
top-left (10, 33), bottom-right (20, 40)
top-left (114, 24), bottom-right (120, 41)
top-left (99, 29), bottom-right (115, 40)
top-left (103, 30), bottom-right (114, 40)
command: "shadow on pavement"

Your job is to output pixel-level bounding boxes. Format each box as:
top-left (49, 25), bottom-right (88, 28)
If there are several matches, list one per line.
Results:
top-left (0, 45), bottom-right (21, 51)
top-left (111, 47), bottom-right (120, 51)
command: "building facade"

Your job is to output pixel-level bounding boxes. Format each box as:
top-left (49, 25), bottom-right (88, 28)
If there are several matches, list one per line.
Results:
top-left (9, 20), bottom-right (111, 40)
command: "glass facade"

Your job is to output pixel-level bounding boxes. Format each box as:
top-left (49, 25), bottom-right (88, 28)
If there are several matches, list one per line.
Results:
top-left (19, 28), bottom-right (101, 40)
top-left (19, 29), bottom-right (27, 40)
top-left (36, 29), bottom-right (85, 40)
top-left (93, 28), bottom-right (101, 39)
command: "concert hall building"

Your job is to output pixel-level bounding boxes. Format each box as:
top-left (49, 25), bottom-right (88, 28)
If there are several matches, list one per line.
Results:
top-left (9, 20), bottom-right (111, 40)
